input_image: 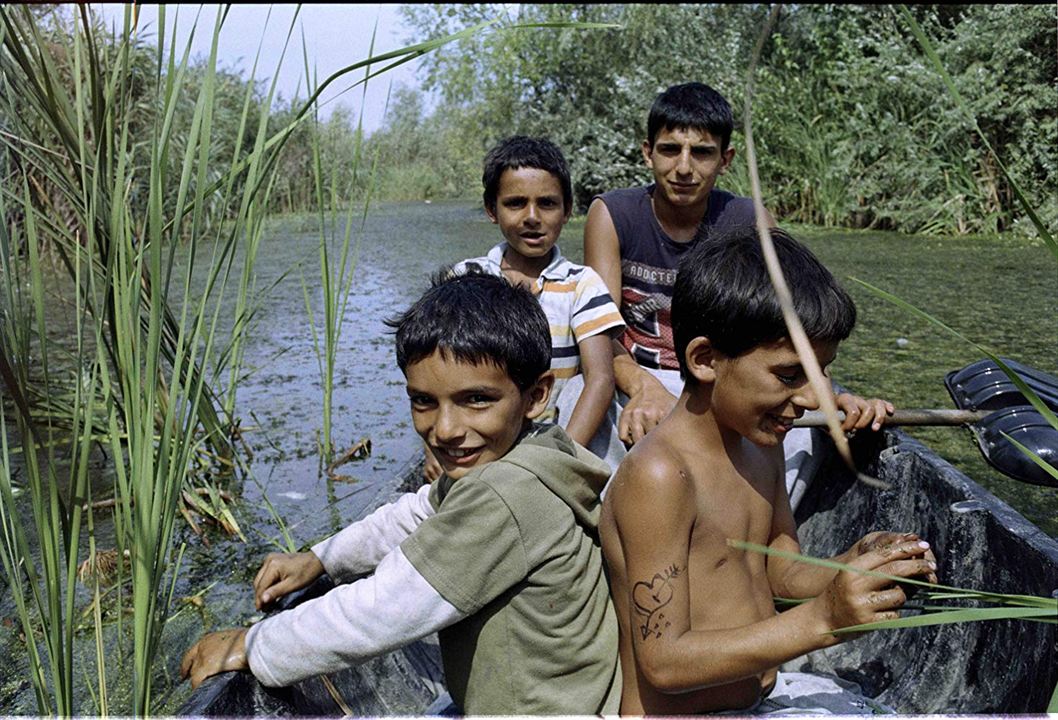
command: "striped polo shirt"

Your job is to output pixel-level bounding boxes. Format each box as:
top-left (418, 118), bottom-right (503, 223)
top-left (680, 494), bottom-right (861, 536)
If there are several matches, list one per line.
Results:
top-left (452, 242), bottom-right (625, 421)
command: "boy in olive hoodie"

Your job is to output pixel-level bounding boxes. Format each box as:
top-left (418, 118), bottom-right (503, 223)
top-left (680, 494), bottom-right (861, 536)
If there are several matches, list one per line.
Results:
top-left (181, 271), bottom-right (621, 715)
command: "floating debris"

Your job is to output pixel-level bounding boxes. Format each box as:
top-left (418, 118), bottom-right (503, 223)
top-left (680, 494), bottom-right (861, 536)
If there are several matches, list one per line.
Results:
top-left (325, 437), bottom-right (371, 482)
top-left (77, 548), bottom-right (130, 587)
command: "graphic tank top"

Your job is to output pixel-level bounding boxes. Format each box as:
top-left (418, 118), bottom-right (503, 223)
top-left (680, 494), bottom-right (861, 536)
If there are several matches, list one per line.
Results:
top-left (597, 184), bottom-right (756, 370)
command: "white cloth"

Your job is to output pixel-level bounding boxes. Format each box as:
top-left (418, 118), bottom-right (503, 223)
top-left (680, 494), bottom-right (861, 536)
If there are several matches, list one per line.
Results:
top-left (716, 671), bottom-right (894, 715)
top-left (246, 546), bottom-right (465, 688)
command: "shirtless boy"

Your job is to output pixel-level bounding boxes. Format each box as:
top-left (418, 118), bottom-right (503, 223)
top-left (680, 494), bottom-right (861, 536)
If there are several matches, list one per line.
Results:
top-left (599, 227), bottom-right (936, 714)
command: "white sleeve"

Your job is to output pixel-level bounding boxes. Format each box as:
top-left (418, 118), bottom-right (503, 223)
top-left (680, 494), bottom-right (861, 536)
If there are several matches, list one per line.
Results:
top-left (245, 546), bottom-right (465, 688)
top-left (310, 484), bottom-right (434, 581)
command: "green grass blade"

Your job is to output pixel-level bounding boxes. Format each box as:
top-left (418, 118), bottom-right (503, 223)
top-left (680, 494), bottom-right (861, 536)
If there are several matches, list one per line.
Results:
top-left (833, 605), bottom-right (1057, 634)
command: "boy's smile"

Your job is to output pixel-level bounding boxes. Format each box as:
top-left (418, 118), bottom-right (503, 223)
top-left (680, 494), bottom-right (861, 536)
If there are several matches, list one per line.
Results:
top-left (486, 167), bottom-right (570, 275)
top-left (404, 350), bottom-right (551, 479)
top-left (709, 337), bottom-right (838, 448)
top-left (643, 126), bottom-right (734, 211)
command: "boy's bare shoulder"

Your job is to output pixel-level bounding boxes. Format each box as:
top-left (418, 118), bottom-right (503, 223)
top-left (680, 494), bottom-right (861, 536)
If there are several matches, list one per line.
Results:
top-left (606, 431), bottom-right (697, 507)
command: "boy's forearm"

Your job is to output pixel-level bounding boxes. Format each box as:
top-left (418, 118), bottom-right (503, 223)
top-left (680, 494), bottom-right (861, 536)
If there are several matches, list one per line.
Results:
top-left (246, 547), bottom-right (464, 687)
top-left (563, 371), bottom-right (614, 447)
top-left (613, 345), bottom-right (653, 397)
top-left (638, 598), bottom-right (837, 693)
top-left (772, 562), bottom-right (839, 601)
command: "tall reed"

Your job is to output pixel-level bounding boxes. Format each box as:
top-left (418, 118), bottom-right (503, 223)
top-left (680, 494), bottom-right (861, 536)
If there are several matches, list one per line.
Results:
top-left (0, 4), bottom-right (304, 712)
top-left (300, 20), bottom-right (381, 462)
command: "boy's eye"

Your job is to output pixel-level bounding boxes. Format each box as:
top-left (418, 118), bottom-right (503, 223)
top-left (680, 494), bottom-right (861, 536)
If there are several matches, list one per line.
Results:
top-left (776, 372), bottom-right (802, 386)
top-left (465, 394), bottom-right (495, 406)
top-left (502, 198), bottom-right (527, 209)
top-left (409, 394), bottom-right (435, 408)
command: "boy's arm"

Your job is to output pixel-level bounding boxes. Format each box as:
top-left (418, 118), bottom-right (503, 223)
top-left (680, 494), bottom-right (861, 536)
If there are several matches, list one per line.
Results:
top-left (613, 346), bottom-right (678, 444)
top-left (583, 199), bottom-right (677, 443)
top-left (182, 546), bottom-right (466, 689)
top-left (254, 485), bottom-right (436, 609)
top-left (563, 333), bottom-right (615, 446)
top-left (563, 268), bottom-right (625, 446)
top-left (583, 199), bottom-right (622, 304)
top-left (766, 472), bottom-right (936, 599)
top-left (611, 455), bottom-right (932, 694)
top-left (310, 483), bottom-right (435, 581)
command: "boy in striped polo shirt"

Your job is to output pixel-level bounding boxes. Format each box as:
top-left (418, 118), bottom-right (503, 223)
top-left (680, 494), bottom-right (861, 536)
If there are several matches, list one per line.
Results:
top-left (445, 136), bottom-right (625, 475)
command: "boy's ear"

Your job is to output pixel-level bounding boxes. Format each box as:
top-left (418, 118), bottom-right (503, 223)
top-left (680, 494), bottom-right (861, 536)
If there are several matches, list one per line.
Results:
top-left (717, 146), bottom-right (736, 176)
top-left (523, 372), bottom-right (555, 420)
top-left (685, 337), bottom-right (718, 383)
top-left (641, 139), bottom-right (654, 169)
top-left (484, 203), bottom-right (499, 224)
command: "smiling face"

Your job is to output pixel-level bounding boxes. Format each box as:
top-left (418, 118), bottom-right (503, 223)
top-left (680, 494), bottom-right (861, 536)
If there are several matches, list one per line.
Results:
top-left (404, 350), bottom-right (552, 480)
top-left (707, 337), bottom-right (839, 447)
top-left (486, 167), bottom-right (570, 272)
top-left (642, 126), bottom-right (734, 211)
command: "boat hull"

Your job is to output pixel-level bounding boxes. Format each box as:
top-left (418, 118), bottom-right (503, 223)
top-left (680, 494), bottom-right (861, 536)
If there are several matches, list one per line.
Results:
top-left (791, 427), bottom-right (1058, 713)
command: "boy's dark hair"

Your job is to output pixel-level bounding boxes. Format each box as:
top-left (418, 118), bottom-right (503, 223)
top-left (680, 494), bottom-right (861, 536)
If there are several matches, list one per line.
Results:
top-left (672, 227), bottom-right (856, 377)
top-left (387, 269), bottom-right (552, 391)
top-left (647, 82), bottom-right (735, 151)
top-left (482, 135), bottom-right (573, 215)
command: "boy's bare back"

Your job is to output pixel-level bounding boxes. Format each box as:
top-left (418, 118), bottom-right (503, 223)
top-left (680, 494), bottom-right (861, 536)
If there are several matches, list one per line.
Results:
top-left (601, 403), bottom-right (791, 714)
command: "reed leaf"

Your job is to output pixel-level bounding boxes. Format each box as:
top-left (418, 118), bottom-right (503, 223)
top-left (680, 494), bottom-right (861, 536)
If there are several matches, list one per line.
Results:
top-left (730, 540), bottom-right (1058, 609)
top-left (833, 605), bottom-right (1057, 634)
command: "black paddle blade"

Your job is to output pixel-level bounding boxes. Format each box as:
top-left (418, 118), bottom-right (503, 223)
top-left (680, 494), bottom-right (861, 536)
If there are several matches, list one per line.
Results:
top-left (945, 357), bottom-right (1058, 413)
top-left (970, 405), bottom-right (1058, 488)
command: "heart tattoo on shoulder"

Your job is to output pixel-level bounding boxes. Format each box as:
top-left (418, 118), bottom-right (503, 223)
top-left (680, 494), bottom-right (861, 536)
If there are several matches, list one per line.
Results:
top-left (632, 564), bottom-right (682, 640)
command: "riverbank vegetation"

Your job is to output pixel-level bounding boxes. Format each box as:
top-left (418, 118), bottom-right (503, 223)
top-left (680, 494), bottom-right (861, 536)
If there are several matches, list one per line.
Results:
top-left (382, 4), bottom-right (1057, 236)
top-left (9, 6), bottom-right (1055, 239)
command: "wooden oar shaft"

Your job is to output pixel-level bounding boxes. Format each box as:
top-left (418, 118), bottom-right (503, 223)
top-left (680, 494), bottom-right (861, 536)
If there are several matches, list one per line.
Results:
top-left (794, 408), bottom-right (992, 427)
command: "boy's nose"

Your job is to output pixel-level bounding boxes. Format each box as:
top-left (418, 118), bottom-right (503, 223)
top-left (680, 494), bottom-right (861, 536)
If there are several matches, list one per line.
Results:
top-left (524, 203), bottom-right (540, 224)
top-left (433, 405), bottom-right (464, 442)
top-left (793, 383), bottom-right (820, 411)
top-left (676, 148), bottom-right (693, 174)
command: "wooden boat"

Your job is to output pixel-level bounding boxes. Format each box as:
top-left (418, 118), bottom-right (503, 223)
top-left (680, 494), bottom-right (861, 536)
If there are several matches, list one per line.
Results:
top-left (179, 427), bottom-right (1058, 715)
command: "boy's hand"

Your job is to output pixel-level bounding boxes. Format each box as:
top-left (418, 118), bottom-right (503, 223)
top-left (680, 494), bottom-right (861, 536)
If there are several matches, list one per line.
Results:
top-left (853, 531), bottom-right (938, 583)
top-left (619, 378), bottom-right (677, 445)
top-left (253, 551), bottom-right (324, 610)
top-left (815, 537), bottom-right (936, 640)
top-left (836, 392), bottom-right (894, 433)
top-left (180, 628), bottom-right (248, 689)
top-left (422, 440), bottom-right (444, 483)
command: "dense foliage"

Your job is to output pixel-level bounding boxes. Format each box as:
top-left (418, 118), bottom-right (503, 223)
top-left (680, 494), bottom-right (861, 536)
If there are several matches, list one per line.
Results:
top-left (4, 4), bottom-right (1054, 239)
top-left (388, 3), bottom-right (1056, 236)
